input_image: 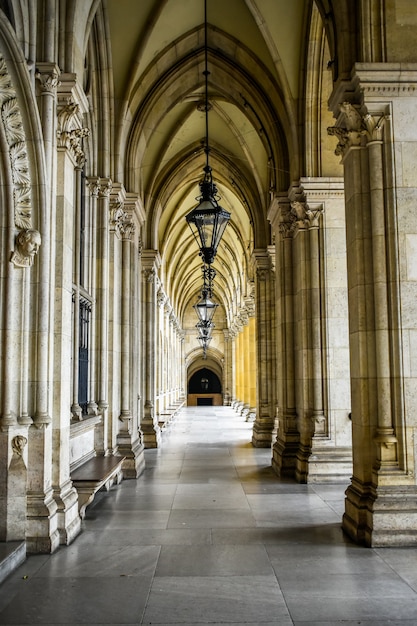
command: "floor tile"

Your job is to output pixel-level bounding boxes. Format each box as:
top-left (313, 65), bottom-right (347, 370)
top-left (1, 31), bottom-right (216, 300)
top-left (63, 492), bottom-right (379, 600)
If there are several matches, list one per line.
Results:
top-left (154, 544), bottom-right (273, 576)
top-left (142, 575), bottom-right (292, 624)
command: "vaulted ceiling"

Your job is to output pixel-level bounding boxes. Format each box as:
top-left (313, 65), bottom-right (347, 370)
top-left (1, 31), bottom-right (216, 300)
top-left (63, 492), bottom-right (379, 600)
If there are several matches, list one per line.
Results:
top-left (105, 0), bottom-right (316, 337)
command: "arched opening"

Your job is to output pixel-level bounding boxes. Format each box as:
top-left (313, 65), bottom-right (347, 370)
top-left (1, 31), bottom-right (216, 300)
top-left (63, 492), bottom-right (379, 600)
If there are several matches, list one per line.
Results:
top-left (188, 367), bottom-right (223, 406)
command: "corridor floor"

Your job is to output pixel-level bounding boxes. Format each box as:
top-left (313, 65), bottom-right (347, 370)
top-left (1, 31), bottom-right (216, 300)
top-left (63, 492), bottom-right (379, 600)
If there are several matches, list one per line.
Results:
top-left (1, 407), bottom-right (417, 625)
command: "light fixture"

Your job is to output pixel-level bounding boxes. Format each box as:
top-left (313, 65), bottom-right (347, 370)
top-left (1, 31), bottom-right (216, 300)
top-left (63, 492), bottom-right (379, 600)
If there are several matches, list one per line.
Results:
top-left (193, 290), bottom-right (218, 324)
top-left (185, 0), bottom-right (231, 265)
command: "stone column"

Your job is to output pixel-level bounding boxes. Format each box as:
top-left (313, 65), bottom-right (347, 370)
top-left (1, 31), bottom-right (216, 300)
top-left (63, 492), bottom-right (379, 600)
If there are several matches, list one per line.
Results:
top-left (115, 208), bottom-right (144, 476)
top-left (86, 177), bottom-right (100, 421)
top-left (222, 330), bottom-right (232, 405)
top-left (241, 307), bottom-right (250, 419)
top-left (96, 178), bottom-right (112, 453)
top-left (270, 195), bottom-right (299, 476)
top-left (51, 90), bottom-right (91, 545)
top-left (71, 165), bottom-right (83, 421)
top-left (301, 177), bottom-right (352, 482)
top-left (328, 67), bottom-right (417, 545)
top-left (25, 64), bottom-right (60, 553)
top-left (248, 315), bottom-right (257, 420)
top-left (251, 250), bottom-right (276, 447)
top-left (141, 250), bottom-right (161, 447)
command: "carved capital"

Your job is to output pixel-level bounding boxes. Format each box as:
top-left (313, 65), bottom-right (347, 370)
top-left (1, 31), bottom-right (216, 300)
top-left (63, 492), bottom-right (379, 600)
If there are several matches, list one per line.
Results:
top-left (143, 267), bottom-right (156, 283)
top-left (291, 200), bottom-right (310, 230)
top-left (98, 178), bottom-right (112, 198)
top-left (109, 201), bottom-right (131, 239)
top-left (256, 268), bottom-right (269, 281)
top-left (121, 217), bottom-right (135, 241)
top-left (57, 99), bottom-right (90, 166)
top-left (328, 101), bottom-right (366, 157)
top-left (86, 176), bottom-right (100, 198)
top-left (35, 66), bottom-right (60, 94)
top-left (362, 112), bottom-right (387, 143)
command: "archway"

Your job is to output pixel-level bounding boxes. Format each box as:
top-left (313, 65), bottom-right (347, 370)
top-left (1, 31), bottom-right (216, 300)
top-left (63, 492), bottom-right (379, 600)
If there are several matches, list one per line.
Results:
top-left (187, 367), bottom-right (223, 406)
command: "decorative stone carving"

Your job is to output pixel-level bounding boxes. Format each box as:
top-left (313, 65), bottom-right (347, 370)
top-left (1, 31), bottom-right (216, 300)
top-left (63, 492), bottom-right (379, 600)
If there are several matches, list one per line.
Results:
top-left (87, 176), bottom-right (100, 197)
top-left (328, 102), bottom-right (364, 157)
top-left (57, 99), bottom-right (90, 166)
top-left (157, 289), bottom-right (166, 309)
top-left (256, 267), bottom-right (269, 281)
top-left (362, 112), bottom-right (387, 142)
top-left (121, 216), bottom-right (135, 241)
top-left (110, 201), bottom-right (128, 238)
top-left (143, 267), bottom-right (156, 283)
top-left (12, 435), bottom-right (27, 457)
top-left (98, 178), bottom-right (112, 198)
top-left (11, 228), bottom-right (41, 267)
top-left (35, 67), bottom-right (60, 94)
top-left (0, 56), bottom-right (33, 229)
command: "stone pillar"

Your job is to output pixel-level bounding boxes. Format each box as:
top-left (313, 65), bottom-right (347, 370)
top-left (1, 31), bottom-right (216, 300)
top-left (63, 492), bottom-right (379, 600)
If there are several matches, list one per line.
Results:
top-left (25, 64), bottom-right (60, 553)
top-left (71, 166), bottom-right (83, 422)
top-left (96, 178), bottom-right (112, 454)
top-left (230, 328), bottom-right (237, 407)
top-left (270, 195), bottom-right (299, 476)
top-left (223, 330), bottom-right (232, 405)
top-left (251, 250), bottom-right (276, 447)
top-left (300, 177), bottom-right (352, 482)
top-left (141, 250), bottom-right (161, 447)
top-left (86, 177), bottom-right (101, 421)
top-left (51, 88), bottom-right (92, 545)
top-left (115, 207), bottom-right (145, 477)
top-left (328, 66), bottom-right (417, 545)
top-left (241, 308), bottom-right (250, 419)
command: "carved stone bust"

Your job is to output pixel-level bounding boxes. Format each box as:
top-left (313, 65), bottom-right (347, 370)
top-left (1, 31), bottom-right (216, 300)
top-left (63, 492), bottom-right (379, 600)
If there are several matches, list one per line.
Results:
top-left (11, 228), bottom-right (41, 267)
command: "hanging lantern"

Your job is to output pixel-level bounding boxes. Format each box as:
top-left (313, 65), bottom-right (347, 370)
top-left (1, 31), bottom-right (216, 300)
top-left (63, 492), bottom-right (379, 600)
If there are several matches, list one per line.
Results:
top-left (193, 289), bottom-right (218, 323)
top-left (186, 167), bottom-right (231, 265)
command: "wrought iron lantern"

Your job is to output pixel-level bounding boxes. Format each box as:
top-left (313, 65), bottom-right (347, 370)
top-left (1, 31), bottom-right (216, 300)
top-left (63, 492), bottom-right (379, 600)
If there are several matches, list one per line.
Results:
top-left (193, 290), bottom-right (218, 324)
top-left (185, 0), bottom-right (230, 265)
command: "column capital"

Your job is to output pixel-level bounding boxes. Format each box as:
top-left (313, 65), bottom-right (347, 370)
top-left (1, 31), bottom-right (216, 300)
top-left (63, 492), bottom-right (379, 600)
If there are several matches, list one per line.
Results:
top-left (35, 63), bottom-right (60, 95)
top-left (252, 248), bottom-right (272, 280)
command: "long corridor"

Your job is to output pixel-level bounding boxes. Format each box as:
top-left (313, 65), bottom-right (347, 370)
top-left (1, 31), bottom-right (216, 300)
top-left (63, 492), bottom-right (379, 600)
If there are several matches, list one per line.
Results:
top-left (1, 407), bottom-right (417, 624)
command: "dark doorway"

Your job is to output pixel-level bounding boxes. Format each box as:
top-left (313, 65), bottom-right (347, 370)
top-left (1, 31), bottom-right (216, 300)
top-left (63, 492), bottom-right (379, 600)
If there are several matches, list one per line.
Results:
top-left (188, 368), bottom-right (222, 394)
top-left (197, 397), bottom-right (213, 406)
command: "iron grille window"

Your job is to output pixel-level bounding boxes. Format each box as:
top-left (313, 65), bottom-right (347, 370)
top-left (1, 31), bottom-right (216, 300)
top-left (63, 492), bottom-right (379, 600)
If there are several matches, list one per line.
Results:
top-left (78, 297), bottom-right (92, 414)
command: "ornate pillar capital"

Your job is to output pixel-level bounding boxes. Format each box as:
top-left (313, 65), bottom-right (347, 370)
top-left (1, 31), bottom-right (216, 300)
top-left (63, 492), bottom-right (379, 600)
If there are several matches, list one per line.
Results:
top-left (35, 63), bottom-right (61, 95)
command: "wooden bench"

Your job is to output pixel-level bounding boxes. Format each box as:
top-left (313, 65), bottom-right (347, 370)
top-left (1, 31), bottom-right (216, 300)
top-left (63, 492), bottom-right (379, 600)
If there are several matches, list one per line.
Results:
top-left (71, 455), bottom-right (125, 519)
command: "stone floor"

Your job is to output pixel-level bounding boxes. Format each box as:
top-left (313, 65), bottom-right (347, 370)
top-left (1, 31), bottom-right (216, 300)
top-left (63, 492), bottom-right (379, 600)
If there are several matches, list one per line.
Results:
top-left (1, 406), bottom-right (417, 625)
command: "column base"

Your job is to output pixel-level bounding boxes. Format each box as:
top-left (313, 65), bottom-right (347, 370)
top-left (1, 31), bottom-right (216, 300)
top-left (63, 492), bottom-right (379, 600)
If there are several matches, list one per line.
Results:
top-left (306, 445), bottom-right (352, 483)
top-left (26, 490), bottom-right (60, 554)
top-left (343, 478), bottom-right (417, 547)
top-left (118, 434), bottom-right (146, 478)
top-left (53, 480), bottom-right (81, 546)
top-left (251, 418), bottom-right (274, 447)
top-left (271, 438), bottom-right (298, 478)
top-left (141, 421), bottom-right (161, 448)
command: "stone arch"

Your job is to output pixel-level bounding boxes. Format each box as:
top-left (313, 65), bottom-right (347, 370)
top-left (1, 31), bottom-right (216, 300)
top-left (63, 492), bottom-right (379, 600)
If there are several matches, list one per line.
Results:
top-left (0, 19), bottom-right (48, 426)
top-left (186, 349), bottom-right (224, 407)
